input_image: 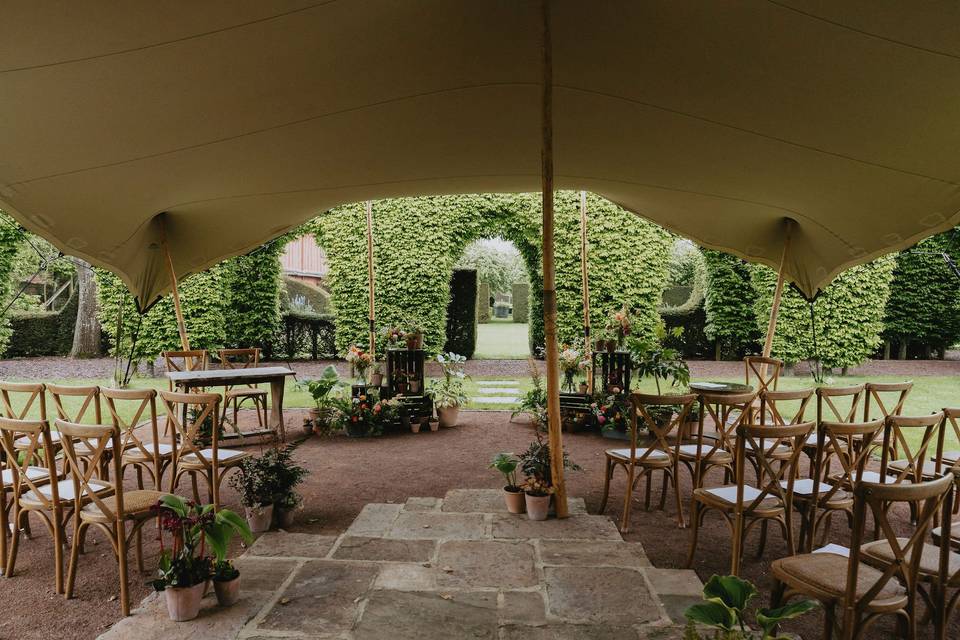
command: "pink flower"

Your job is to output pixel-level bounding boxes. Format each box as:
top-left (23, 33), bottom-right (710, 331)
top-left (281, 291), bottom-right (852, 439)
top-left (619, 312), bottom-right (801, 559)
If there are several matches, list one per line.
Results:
top-left (597, 415), bottom-right (606, 424)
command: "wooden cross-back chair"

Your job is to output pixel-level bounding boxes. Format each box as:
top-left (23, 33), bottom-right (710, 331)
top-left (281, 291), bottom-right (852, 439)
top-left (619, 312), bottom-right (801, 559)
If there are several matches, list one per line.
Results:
top-left (58, 419), bottom-right (168, 616)
top-left (748, 388), bottom-right (814, 483)
top-left (798, 419), bottom-right (884, 552)
top-left (936, 408), bottom-right (960, 473)
top-left (804, 385), bottom-right (866, 480)
top-left (0, 382), bottom-right (55, 458)
top-left (160, 390), bottom-right (249, 508)
top-left (162, 350), bottom-right (208, 391)
top-left (0, 417), bottom-right (71, 593)
top-left (599, 393), bottom-right (695, 532)
top-left (744, 355), bottom-right (782, 394)
top-left (876, 413), bottom-right (945, 486)
top-left (46, 383), bottom-right (114, 479)
top-left (864, 381), bottom-right (913, 460)
top-left (218, 348), bottom-right (268, 432)
top-left (686, 420), bottom-right (814, 576)
top-left (680, 392), bottom-right (756, 491)
top-left (101, 387), bottom-right (172, 491)
top-left (771, 473), bottom-right (954, 640)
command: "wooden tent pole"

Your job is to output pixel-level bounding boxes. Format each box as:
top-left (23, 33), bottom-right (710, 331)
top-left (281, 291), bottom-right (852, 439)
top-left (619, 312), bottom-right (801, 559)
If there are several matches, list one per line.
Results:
top-left (541, 0), bottom-right (568, 518)
top-left (365, 200), bottom-right (376, 358)
top-left (760, 221), bottom-right (794, 376)
top-left (159, 214), bottom-right (191, 360)
top-left (579, 190), bottom-right (593, 391)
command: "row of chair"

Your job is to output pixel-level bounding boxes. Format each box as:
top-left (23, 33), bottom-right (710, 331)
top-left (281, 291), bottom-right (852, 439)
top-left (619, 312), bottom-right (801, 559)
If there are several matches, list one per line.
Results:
top-left (0, 382), bottom-right (248, 616)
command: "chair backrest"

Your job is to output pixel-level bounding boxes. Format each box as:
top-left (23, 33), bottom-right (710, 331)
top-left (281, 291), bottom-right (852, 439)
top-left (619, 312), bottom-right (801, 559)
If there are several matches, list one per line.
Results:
top-left (0, 381), bottom-right (46, 420)
top-left (816, 384), bottom-right (865, 425)
top-left (941, 408), bottom-right (960, 473)
top-left (692, 392), bottom-right (757, 487)
top-left (878, 413), bottom-right (945, 484)
top-left (56, 420), bottom-right (122, 521)
top-left (863, 381), bottom-right (912, 422)
top-left (45, 383), bottom-right (101, 424)
top-left (219, 348), bottom-right (260, 369)
top-left (628, 392), bottom-right (696, 464)
top-left (158, 390), bottom-right (221, 463)
top-left (744, 356), bottom-right (782, 394)
top-left (846, 473), bottom-right (954, 619)
top-left (759, 388), bottom-right (814, 426)
top-left (812, 419), bottom-right (885, 503)
top-left (733, 420), bottom-right (815, 514)
top-left (163, 350), bottom-right (208, 374)
top-left (0, 417), bottom-right (59, 508)
top-left (101, 387), bottom-right (164, 488)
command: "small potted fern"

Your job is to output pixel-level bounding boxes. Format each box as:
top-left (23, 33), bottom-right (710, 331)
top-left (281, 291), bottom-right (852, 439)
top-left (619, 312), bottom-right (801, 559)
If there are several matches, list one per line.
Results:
top-left (426, 352), bottom-right (469, 427)
top-left (489, 452), bottom-right (524, 514)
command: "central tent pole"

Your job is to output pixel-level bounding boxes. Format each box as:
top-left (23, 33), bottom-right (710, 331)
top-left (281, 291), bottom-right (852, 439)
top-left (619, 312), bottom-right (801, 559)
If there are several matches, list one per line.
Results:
top-left (579, 191), bottom-right (593, 391)
top-left (541, 0), bottom-right (568, 518)
top-left (365, 200), bottom-right (376, 358)
top-left (760, 220), bottom-right (794, 377)
top-left (159, 214), bottom-right (192, 367)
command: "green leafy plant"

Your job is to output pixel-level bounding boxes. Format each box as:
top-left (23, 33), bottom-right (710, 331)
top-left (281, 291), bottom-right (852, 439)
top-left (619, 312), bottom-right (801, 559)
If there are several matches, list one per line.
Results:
top-left (518, 431), bottom-right (582, 486)
top-left (627, 323), bottom-right (690, 394)
top-left (683, 574), bottom-right (817, 639)
top-left (301, 365), bottom-right (340, 411)
top-left (150, 495), bottom-right (252, 591)
top-left (337, 389), bottom-right (395, 437)
top-left (426, 352), bottom-right (469, 408)
top-left (512, 358), bottom-right (548, 426)
top-left (259, 447), bottom-right (309, 511)
top-left (489, 453), bottom-right (521, 491)
top-left (213, 559), bottom-right (239, 582)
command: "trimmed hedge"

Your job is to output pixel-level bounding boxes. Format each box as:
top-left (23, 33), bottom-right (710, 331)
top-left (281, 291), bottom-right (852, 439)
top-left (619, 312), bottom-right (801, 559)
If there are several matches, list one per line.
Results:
top-left (476, 282), bottom-right (491, 324)
top-left (444, 269), bottom-right (477, 358)
top-left (703, 250), bottom-right (761, 359)
top-left (7, 291), bottom-right (79, 357)
top-left (512, 282), bottom-right (530, 323)
top-left (283, 276), bottom-right (331, 314)
top-left (309, 192), bottom-right (671, 358)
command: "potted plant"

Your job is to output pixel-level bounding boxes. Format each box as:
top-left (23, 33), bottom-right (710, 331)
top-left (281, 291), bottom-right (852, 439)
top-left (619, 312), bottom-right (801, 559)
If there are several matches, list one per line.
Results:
top-left (381, 324), bottom-right (406, 348)
top-left (228, 456), bottom-right (276, 533)
top-left (605, 305), bottom-right (634, 350)
top-left (212, 560), bottom-right (241, 607)
top-left (345, 344), bottom-right (373, 384)
top-left (522, 478), bottom-right (553, 521)
top-left (370, 363), bottom-right (384, 387)
top-left (395, 369), bottom-right (409, 394)
top-left (408, 375), bottom-right (422, 394)
top-left (426, 352), bottom-right (469, 427)
top-left (511, 358), bottom-right (547, 428)
top-left (402, 317), bottom-right (425, 350)
top-left (591, 394), bottom-right (631, 440)
top-left (301, 365), bottom-right (340, 434)
top-left (151, 495), bottom-right (252, 620)
top-left (627, 323), bottom-right (690, 395)
top-left (259, 447), bottom-right (309, 529)
top-left (558, 342), bottom-right (591, 393)
top-left (489, 453), bottom-right (525, 514)
top-left (683, 574), bottom-right (817, 639)
top-left (337, 390), bottom-right (395, 437)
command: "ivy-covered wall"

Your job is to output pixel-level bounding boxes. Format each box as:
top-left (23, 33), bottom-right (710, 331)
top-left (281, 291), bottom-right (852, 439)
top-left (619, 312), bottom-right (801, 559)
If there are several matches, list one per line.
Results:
top-left (0, 214), bottom-right (24, 353)
top-left (883, 230), bottom-right (960, 356)
top-left (751, 259), bottom-right (896, 369)
top-left (309, 193), bottom-right (671, 356)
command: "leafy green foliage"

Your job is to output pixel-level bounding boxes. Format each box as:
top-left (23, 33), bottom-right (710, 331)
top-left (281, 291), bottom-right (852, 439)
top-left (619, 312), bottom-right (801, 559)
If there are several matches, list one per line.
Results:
top-left (228, 447), bottom-right (309, 509)
top-left (476, 282), bottom-right (491, 323)
top-left (703, 250), bottom-right (760, 358)
top-left (7, 290), bottom-right (79, 357)
top-left (0, 213), bottom-right (28, 353)
top-left (489, 453), bottom-right (521, 489)
top-left (511, 282), bottom-right (530, 323)
top-left (455, 239), bottom-right (527, 295)
top-left (883, 230), bottom-right (960, 351)
top-left (443, 269), bottom-right (477, 358)
top-left (221, 242), bottom-right (284, 351)
top-left (309, 193), bottom-right (671, 357)
top-left (426, 352), bottom-right (469, 408)
top-left (751, 259), bottom-right (895, 368)
top-left (627, 323), bottom-right (690, 394)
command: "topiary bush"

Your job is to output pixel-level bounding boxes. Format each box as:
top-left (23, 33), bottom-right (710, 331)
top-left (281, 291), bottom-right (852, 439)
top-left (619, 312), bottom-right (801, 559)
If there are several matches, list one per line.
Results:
top-left (703, 250), bottom-right (761, 359)
top-left (220, 242), bottom-right (284, 351)
top-left (512, 282), bottom-right (530, 323)
top-left (283, 276), bottom-right (331, 314)
top-left (444, 269), bottom-right (477, 358)
top-left (476, 282), bottom-right (491, 324)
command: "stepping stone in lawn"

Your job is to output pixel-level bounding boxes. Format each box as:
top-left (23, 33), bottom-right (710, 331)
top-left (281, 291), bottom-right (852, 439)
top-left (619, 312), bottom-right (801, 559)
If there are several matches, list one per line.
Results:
top-left (476, 380), bottom-right (519, 386)
top-left (474, 387), bottom-right (521, 395)
top-left (471, 396), bottom-right (520, 404)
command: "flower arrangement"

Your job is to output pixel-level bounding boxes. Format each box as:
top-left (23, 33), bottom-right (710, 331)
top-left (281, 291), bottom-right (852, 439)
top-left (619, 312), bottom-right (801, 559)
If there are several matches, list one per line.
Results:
top-left (604, 305), bottom-right (634, 348)
top-left (339, 390), bottom-right (397, 437)
top-left (558, 342), bottom-right (591, 393)
top-left (345, 345), bottom-right (373, 383)
top-left (522, 477), bottom-right (555, 497)
top-left (590, 394), bottom-right (630, 433)
top-left (381, 324), bottom-right (406, 346)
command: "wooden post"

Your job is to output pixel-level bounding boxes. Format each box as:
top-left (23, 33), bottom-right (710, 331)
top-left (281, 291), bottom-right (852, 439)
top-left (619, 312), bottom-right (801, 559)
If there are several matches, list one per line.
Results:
top-left (579, 190), bottom-right (593, 391)
top-left (541, 0), bottom-right (568, 518)
top-left (365, 200), bottom-right (376, 358)
top-left (760, 221), bottom-right (794, 377)
top-left (159, 214), bottom-right (191, 361)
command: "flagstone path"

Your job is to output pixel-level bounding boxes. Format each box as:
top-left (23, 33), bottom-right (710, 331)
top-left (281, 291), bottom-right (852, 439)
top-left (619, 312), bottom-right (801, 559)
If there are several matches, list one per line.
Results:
top-left (99, 489), bottom-right (702, 639)
top-left (472, 380), bottom-right (521, 406)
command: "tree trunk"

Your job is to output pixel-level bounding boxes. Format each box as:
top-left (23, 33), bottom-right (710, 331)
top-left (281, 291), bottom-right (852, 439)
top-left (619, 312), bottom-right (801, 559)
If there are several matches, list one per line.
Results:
top-left (70, 260), bottom-right (101, 357)
top-left (897, 339), bottom-right (908, 360)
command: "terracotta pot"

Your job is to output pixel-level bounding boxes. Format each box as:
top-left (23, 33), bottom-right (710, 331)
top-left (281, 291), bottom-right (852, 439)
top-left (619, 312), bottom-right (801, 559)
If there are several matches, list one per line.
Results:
top-left (437, 406), bottom-right (459, 428)
top-left (276, 507), bottom-right (296, 529)
top-left (408, 380), bottom-right (421, 394)
top-left (525, 493), bottom-right (551, 521)
top-left (164, 581), bottom-right (206, 621)
top-left (410, 421), bottom-right (422, 434)
top-left (214, 575), bottom-right (241, 607)
top-left (503, 488), bottom-right (525, 514)
top-left (397, 382), bottom-right (408, 394)
top-left (370, 373), bottom-right (383, 387)
top-left (246, 504), bottom-right (274, 534)
top-left (605, 339), bottom-right (616, 353)
top-left (429, 419), bottom-right (440, 432)
top-left (406, 334), bottom-right (422, 350)
top-left (578, 383), bottom-right (588, 394)
top-left (595, 338), bottom-right (606, 351)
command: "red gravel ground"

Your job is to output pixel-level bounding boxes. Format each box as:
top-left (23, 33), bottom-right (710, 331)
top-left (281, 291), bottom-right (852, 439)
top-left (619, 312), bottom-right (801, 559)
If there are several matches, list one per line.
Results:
top-left (1, 409), bottom-right (954, 639)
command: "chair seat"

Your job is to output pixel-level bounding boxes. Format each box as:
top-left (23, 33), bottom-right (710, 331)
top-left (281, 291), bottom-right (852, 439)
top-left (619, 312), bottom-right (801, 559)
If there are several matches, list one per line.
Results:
top-left (75, 439), bottom-right (120, 455)
top-left (813, 544), bottom-right (851, 557)
top-left (941, 451), bottom-right (960, 465)
top-left (780, 478), bottom-right (842, 498)
top-left (225, 388), bottom-right (267, 399)
top-left (606, 447), bottom-right (670, 463)
top-left (80, 489), bottom-right (169, 522)
top-left (178, 448), bottom-right (250, 467)
top-left (772, 553), bottom-right (907, 607)
top-left (21, 478), bottom-right (111, 507)
top-left (14, 431), bottom-right (61, 449)
top-left (2, 466), bottom-right (50, 486)
top-left (887, 459), bottom-right (942, 479)
top-left (862, 538), bottom-right (960, 581)
top-left (122, 443), bottom-right (175, 461)
top-left (857, 470), bottom-right (913, 485)
top-left (677, 444), bottom-right (733, 463)
top-left (932, 524), bottom-right (960, 550)
top-left (695, 484), bottom-right (781, 511)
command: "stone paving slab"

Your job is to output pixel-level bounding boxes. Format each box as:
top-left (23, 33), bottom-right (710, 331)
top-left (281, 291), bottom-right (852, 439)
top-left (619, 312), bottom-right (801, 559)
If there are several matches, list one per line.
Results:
top-left (476, 380), bottom-right (519, 386)
top-left (244, 531), bottom-right (338, 559)
top-left (404, 496), bottom-right (442, 511)
top-left (256, 560), bottom-right (379, 635)
top-left (100, 591), bottom-right (266, 640)
top-left (472, 396), bottom-right (520, 404)
top-left (500, 623), bottom-right (641, 639)
top-left (539, 540), bottom-right (650, 569)
top-left (345, 502), bottom-right (403, 537)
top-left (545, 566), bottom-right (660, 625)
top-left (332, 535), bottom-right (436, 562)
top-left (492, 513), bottom-right (622, 541)
top-left (442, 488), bottom-right (587, 515)
top-left (355, 590), bottom-right (499, 640)
top-left (436, 540), bottom-right (538, 589)
top-left (387, 510), bottom-right (486, 540)
top-left (233, 556), bottom-right (300, 592)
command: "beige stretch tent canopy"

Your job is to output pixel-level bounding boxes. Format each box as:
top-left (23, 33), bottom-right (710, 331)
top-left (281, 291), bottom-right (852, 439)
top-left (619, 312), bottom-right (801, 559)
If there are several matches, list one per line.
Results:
top-left (2, 1), bottom-right (960, 308)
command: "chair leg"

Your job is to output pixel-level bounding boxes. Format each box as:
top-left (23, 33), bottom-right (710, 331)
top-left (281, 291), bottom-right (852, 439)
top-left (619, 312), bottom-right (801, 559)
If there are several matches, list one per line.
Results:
top-left (620, 465), bottom-right (636, 534)
top-left (685, 500), bottom-right (702, 568)
top-left (643, 469), bottom-right (652, 512)
top-left (53, 510), bottom-right (64, 594)
top-left (658, 468), bottom-right (668, 511)
top-left (672, 466), bottom-right (686, 528)
top-left (233, 398), bottom-right (239, 431)
top-left (757, 519), bottom-right (769, 558)
top-left (0, 497), bottom-right (7, 576)
top-left (599, 458), bottom-right (613, 514)
top-left (190, 472), bottom-right (201, 503)
top-left (770, 578), bottom-right (786, 609)
top-left (6, 508), bottom-right (22, 578)
top-left (117, 521), bottom-right (130, 616)
top-left (66, 521), bottom-right (86, 599)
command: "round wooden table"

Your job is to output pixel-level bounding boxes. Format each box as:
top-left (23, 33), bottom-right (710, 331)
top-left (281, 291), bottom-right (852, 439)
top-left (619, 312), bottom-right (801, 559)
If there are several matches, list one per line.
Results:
top-left (689, 381), bottom-right (753, 395)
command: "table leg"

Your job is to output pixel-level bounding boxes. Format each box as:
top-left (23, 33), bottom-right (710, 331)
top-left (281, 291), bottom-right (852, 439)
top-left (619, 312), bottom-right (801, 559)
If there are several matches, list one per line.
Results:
top-left (270, 378), bottom-right (286, 443)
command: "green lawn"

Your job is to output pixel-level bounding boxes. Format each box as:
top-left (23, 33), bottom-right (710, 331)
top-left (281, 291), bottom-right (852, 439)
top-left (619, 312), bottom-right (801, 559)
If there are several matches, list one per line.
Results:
top-left (474, 320), bottom-right (530, 359)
